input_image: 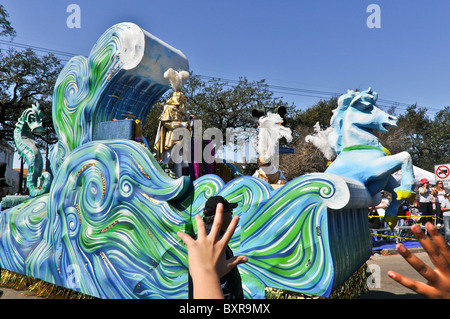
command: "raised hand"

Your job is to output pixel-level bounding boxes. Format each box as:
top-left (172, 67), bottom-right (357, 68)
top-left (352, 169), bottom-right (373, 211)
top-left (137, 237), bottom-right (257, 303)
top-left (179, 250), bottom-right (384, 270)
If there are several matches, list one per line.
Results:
top-left (388, 222), bottom-right (450, 298)
top-left (177, 203), bottom-right (247, 299)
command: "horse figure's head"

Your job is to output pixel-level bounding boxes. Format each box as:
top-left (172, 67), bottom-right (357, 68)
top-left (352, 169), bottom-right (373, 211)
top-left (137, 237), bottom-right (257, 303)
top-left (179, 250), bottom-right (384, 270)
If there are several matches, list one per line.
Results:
top-left (328, 88), bottom-right (397, 154)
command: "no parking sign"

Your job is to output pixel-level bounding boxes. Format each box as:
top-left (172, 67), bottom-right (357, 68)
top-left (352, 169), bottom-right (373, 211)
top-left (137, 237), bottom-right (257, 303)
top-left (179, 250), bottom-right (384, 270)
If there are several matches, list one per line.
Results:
top-left (435, 164), bottom-right (450, 188)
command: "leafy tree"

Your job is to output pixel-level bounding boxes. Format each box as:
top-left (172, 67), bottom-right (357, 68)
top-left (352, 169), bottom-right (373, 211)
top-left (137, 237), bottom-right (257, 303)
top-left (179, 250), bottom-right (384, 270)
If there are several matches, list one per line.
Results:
top-left (0, 4), bottom-right (16, 39)
top-left (185, 74), bottom-right (294, 134)
top-left (388, 104), bottom-right (433, 171)
top-left (279, 124), bottom-right (331, 180)
top-left (0, 48), bottom-right (62, 147)
top-left (142, 73), bottom-right (296, 155)
top-left (278, 97), bottom-right (338, 179)
top-left (431, 106), bottom-right (450, 164)
top-left (143, 102), bottom-right (164, 150)
top-left (394, 105), bottom-right (450, 171)
top-left (287, 96), bottom-right (337, 130)
top-left (0, 4), bottom-right (62, 177)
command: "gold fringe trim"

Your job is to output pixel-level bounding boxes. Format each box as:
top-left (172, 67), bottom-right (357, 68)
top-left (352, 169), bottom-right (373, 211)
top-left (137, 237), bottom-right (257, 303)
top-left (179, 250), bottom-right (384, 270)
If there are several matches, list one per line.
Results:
top-left (327, 263), bottom-right (369, 299)
top-left (265, 263), bottom-right (369, 299)
top-left (0, 269), bottom-right (97, 299)
top-left (2, 264), bottom-right (369, 299)
top-left (0, 269), bottom-right (36, 290)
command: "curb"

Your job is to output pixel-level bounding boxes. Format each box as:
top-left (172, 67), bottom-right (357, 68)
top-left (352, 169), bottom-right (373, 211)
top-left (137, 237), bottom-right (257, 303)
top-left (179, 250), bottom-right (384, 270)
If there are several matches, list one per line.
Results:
top-left (374, 247), bottom-right (425, 256)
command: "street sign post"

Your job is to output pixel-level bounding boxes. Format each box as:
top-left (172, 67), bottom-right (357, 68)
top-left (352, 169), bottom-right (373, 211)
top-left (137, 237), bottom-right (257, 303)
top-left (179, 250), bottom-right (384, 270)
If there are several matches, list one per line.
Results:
top-left (435, 164), bottom-right (450, 189)
top-left (279, 147), bottom-right (294, 154)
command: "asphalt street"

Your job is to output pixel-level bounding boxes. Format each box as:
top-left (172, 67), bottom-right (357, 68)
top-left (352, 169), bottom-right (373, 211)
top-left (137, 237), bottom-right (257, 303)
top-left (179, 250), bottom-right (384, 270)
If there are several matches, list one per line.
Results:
top-left (358, 250), bottom-right (431, 299)
top-left (0, 285), bottom-right (45, 299)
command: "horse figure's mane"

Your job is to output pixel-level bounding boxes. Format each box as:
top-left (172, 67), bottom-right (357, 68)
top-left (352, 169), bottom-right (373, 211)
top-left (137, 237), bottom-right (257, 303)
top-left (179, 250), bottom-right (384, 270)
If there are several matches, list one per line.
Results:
top-left (328, 88), bottom-right (378, 154)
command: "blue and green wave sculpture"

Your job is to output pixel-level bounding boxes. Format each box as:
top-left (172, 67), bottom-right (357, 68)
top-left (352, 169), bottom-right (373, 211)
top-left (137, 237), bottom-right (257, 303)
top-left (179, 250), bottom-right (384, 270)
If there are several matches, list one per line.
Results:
top-left (0, 22), bottom-right (391, 299)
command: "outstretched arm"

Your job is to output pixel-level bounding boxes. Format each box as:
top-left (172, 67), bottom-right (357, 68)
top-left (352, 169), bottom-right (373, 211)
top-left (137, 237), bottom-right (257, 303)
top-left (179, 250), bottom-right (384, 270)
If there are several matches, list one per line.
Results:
top-left (388, 223), bottom-right (450, 298)
top-left (177, 203), bottom-right (247, 299)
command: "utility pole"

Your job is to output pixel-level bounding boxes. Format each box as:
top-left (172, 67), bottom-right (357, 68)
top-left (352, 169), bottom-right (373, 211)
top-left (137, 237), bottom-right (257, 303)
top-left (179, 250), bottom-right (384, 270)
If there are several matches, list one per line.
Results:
top-left (19, 156), bottom-right (23, 195)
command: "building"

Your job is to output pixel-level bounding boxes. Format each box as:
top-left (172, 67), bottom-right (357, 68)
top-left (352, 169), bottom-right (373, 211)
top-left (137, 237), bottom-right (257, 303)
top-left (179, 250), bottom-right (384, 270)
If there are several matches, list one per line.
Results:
top-left (0, 141), bottom-right (22, 194)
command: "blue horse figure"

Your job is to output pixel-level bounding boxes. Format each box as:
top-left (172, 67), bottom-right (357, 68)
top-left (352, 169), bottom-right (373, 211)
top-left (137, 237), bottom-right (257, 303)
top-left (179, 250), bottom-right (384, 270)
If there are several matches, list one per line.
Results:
top-left (325, 88), bottom-right (415, 228)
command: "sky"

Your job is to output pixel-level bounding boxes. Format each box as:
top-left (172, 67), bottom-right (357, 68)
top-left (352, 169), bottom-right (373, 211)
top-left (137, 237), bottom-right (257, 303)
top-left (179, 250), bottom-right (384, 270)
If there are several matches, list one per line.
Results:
top-left (3, 0), bottom-right (450, 167)
top-left (3, 0), bottom-right (450, 116)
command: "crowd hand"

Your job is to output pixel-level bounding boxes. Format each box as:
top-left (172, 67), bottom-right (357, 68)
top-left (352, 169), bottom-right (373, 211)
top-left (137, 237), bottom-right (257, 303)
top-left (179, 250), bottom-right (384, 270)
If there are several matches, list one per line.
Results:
top-left (388, 222), bottom-right (450, 298)
top-left (177, 203), bottom-right (247, 299)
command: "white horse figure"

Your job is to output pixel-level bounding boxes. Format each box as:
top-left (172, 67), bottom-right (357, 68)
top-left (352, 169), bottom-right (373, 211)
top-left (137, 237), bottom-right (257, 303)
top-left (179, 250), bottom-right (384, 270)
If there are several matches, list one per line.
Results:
top-left (325, 88), bottom-right (415, 227)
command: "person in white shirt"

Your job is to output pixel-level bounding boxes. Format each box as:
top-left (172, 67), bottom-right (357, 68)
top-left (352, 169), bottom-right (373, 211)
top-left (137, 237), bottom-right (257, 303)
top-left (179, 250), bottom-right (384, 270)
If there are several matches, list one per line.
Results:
top-left (373, 191), bottom-right (390, 222)
top-left (441, 193), bottom-right (450, 243)
top-left (432, 181), bottom-right (446, 226)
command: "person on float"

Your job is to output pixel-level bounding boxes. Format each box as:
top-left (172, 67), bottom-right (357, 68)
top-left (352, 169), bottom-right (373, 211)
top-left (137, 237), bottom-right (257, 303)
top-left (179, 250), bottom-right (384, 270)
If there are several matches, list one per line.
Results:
top-left (252, 156), bottom-right (287, 186)
top-left (154, 69), bottom-right (192, 177)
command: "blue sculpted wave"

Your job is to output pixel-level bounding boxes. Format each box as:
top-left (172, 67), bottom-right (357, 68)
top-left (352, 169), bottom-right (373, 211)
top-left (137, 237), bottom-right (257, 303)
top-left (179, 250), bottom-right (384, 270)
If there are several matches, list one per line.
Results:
top-left (0, 142), bottom-right (347, 298)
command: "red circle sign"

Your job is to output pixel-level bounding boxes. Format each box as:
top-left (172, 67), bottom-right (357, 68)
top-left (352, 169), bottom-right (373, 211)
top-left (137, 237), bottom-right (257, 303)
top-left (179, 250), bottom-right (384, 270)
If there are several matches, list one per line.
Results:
top-left (436, 165), bottom-right (450, 179)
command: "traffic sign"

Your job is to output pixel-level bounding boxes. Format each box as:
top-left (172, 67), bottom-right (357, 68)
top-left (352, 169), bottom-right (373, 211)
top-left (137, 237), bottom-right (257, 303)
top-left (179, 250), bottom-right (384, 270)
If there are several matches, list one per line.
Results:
top-left (435, 164), bottom-right (450, 189)
top-left (279, 147), bottom-right (294, 154)
top-left (435, 164), bottom-right (450, 180)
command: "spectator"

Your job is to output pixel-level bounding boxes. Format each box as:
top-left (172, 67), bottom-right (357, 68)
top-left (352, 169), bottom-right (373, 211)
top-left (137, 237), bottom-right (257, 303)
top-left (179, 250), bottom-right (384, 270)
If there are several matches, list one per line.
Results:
top-left (432, 181), bottom-right (446, 226)
top-left (180, 196), bottom-right (247, 299)
top-left (368, 207), bottom-right (381, 229)
top-left (418, 178), bottom-right (433, 225)
top-left (388, 222), bottom-right (450, 298)
top-left (371, 191), bottom-right (390, 225)
top-left (441, 193), bottom-right (450, 243)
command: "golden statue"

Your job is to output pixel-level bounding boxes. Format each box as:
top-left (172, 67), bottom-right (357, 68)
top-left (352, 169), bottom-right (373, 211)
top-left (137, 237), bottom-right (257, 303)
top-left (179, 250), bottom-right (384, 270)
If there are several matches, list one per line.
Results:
top-left (154, 69), bottom-right (191, 177)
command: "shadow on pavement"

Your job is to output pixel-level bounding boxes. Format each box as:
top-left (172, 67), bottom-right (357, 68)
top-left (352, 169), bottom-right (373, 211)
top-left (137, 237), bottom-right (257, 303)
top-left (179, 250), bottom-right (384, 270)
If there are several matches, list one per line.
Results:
top-left (358, 290), bottom-right (425, 299)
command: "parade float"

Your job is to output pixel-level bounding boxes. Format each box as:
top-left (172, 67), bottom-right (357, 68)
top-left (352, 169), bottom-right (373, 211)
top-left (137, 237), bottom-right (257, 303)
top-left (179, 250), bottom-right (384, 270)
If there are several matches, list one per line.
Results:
top-left (0, 22), bottom-right (415, 299)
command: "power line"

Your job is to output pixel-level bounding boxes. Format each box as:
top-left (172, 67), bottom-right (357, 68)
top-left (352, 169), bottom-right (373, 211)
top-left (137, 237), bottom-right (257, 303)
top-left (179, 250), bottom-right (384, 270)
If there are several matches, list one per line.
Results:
top-left (0, 40), bottom-right (441, 113)
top-left (0, 39), bottom-right (77, 58)
top-left (197, 74), bottom-right (434, 112)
